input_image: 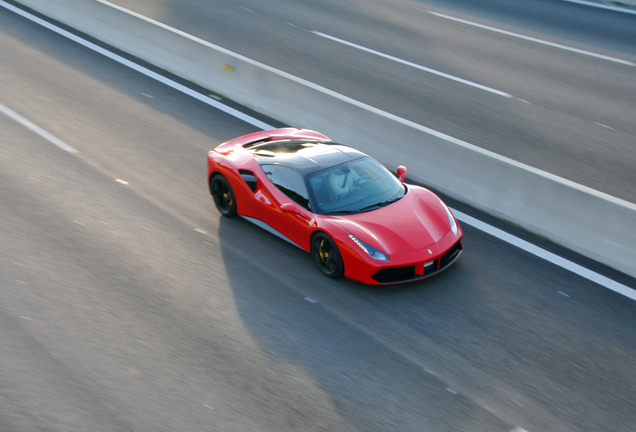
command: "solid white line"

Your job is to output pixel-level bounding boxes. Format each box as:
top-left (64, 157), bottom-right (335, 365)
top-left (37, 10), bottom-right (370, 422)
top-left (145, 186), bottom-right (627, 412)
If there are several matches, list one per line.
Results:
top-left (452, 209), bottom-right (636, 301)
top-left (5, 0), bottom-right (634, 301)
top-left (312, 31), bottom-right (513, 98)
top-left (561, 0), bottom-right (636, 15)
top-left (0, 102), bottom-right (78, 153)
top-left (0, 0), bottom-right (273, 131)
top-left (428, 11), bottom-right (635, 66)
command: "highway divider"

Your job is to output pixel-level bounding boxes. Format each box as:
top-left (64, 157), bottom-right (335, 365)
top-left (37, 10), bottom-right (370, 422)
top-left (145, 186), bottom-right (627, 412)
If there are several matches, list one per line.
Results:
top-left (17, 0), bottom-right (636, 278)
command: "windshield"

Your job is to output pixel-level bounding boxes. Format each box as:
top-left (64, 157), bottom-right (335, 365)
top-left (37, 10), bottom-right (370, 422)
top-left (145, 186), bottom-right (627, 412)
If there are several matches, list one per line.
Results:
top-left (307, 157), bottom-right (405, 214)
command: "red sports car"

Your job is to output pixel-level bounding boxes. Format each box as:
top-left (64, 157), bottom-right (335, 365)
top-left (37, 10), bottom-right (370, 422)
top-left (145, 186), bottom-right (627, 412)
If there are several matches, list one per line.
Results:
top-left (207, 128), bottom-right (463, 284)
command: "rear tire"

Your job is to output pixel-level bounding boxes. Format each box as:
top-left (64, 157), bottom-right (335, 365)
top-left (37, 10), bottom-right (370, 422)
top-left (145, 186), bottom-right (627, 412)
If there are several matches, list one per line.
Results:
top-left (311, 233), bottom-right (344, 278)
top-left (210, 174), bottom-right (237, 217)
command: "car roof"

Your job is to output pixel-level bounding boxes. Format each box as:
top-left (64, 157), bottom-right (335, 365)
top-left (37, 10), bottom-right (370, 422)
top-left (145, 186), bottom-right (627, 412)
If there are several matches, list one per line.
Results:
top-left (248, 140), bottom-right (366, 175)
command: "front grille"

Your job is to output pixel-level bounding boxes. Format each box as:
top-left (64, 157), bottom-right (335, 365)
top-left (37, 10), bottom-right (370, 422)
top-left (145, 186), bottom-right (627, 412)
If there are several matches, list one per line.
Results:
top-left (371, 241), bottom-right (462, 284)
top-left (439, 241), bottom-right (462, 269)
top-left (372, 266), bottom-right (416, 284)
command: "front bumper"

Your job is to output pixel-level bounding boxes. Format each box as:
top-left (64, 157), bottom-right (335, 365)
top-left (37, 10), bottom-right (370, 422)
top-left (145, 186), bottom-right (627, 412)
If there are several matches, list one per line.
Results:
top-left (371, 241), bottom-right (462, 284)
top-left (340, 230), bottom-right (463, 285)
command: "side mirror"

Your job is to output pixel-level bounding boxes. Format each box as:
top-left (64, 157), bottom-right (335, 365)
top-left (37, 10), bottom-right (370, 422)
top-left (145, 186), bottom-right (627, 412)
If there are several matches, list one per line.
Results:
top-left (397, 165), bottom-right (407, 182)
top-left (281, 202), bottom-right (309, 220)
top-left (281, 202), bottom-right (299, 214)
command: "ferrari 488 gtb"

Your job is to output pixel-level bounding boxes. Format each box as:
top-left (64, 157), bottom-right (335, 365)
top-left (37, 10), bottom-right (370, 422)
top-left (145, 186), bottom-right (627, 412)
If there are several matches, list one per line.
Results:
top-left (208, 128), bottom-right (462, 284)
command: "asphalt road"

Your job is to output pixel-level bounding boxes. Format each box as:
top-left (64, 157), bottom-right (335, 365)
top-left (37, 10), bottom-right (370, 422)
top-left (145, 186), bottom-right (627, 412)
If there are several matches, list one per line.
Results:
top-left (2, 4), bottom-right (636, 432)
top-left (102, 0), bottom-right (636, 204)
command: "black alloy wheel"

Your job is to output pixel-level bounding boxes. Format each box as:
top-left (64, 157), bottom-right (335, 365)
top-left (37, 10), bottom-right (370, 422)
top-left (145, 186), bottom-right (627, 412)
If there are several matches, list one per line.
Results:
top-left (311, 233), bottom-right (344, 278)
top-left (210, 174), bottom-right (237, 217)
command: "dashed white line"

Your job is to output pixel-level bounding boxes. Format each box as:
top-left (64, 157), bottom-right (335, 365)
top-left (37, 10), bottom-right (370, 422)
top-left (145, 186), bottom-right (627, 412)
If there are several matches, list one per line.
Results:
top-left (312, 31), bottom-right (513, 98)
top-left (20, 316), bottom-right (33, 320)
top-left (558, 291), bottom-right (571, 297)
top-left (427, 11), bottom-right (635, 66)
top-left (445, 387), bottom-right (459, 394)
top-left (115, 179), bottom-right (129, 185)
top-left (595, 122), bottom-right (614, 130)
top-left (195, 228), bottom-right (207, 234)
top-left (0, 102), bottom-right (78, 153)
top-left (453, 209), bottom-right (636, 301)
top-left (241, 6), bottom-right (253, 13)
top-left (305, 297), bottom-right (318, 303)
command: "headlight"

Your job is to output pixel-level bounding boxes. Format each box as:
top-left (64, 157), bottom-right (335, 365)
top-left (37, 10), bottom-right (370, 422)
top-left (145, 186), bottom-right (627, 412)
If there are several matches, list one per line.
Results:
top-left (439, 200), bottom-right (458, 236)
top-left (347, 234), bottom-right (390, 261)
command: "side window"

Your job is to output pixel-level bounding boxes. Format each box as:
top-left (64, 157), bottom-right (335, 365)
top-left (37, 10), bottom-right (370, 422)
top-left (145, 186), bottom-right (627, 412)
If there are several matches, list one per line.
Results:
top-left (260, 164), bottom-right (276, 180)
top-left (269, 166), bottom-right (311, 211)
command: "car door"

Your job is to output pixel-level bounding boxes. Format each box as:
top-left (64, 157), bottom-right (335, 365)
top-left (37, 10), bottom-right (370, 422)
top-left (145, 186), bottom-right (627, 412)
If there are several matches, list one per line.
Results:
top-left (259, 164), bottom-right (314, 250)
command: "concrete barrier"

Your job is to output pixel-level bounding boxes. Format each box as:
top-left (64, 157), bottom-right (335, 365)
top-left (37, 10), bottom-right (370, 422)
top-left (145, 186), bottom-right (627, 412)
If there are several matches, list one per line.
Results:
top-left (15, 0), bottom-right (636, 278)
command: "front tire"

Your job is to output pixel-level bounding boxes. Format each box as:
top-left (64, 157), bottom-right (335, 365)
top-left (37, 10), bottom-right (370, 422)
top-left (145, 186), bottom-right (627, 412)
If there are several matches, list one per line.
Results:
top-left (210, 174), bottom-right (237, 217)
top-left (311, 233), bottom-right (344, 278)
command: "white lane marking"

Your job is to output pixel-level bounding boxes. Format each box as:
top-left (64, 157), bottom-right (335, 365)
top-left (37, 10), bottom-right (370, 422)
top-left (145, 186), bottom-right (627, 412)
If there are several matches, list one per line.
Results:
top-left (21, 0), bottom-right (630, 216)
top-left (305, 297), bottom-right (318, 303)
top-left (595, 122), bottom-right (614, 130)
top-left (195, 228), bottom-right (207, 234)
top-left (20, 316), bottom-right (33, 320)
top-left (427, 11), bottom-right (635, 67)
top-left (6, 1), bottom-right (633, 301)
top-left (558, 291), bottom-right (571, 297)
top-left (142, 93), bottom-right (153, 98)
top-left (0, 0), bottom-right (273, 131)
top-left (115, 179), bottom-right (129, 185)
top-left (446, 387), bottom-right (459, 394)
top-left (509, 428), bottom-right (529, 432)
top-left (16, 280), bottom-right (27, 284)
top-left (0, 102), bottom-right (78, 153)
top-left (241, 7), bottom-right (254, 13)
top-left (561, 0), bottom-right (636, 15)
top-left (312, 31), bottom-right (513, 98)
top-left (203, 404), bottom-right (214, 410)
top-left (73, 220), bottom-right (85, 226)
top-left (285, 22), bottom-right (297, 27)
top-left (452, 209), bottom-right (636, 301)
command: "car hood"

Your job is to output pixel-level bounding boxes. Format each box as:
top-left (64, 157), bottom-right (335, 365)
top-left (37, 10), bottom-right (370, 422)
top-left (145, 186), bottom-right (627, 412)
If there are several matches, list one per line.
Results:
top-left (331, 188), bottom-right (452, 254)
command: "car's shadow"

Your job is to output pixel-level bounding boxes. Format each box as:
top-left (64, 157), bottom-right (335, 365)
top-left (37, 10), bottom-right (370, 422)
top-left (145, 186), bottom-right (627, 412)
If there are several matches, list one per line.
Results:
top-left (216, 215), bottom-right (502, 432)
